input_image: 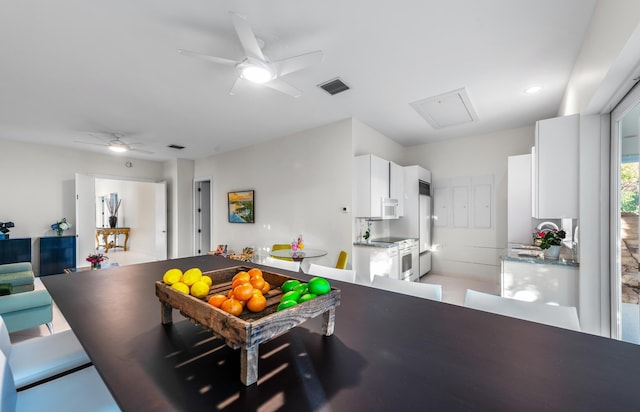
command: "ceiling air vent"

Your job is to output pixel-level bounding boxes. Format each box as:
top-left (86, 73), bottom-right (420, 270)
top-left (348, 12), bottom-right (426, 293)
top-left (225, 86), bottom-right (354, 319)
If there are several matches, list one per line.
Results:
top-left (168, 144), bottom-right (185, 150)
top-left (318, 77), bottom-right (350, 95)
top-left (410, 87), bottom-right (479, 129)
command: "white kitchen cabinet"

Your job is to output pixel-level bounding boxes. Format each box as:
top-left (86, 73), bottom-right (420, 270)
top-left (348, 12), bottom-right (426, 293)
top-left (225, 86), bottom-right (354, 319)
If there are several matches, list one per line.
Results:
top-left (389, 161), bottom-right (404, 216)
top-left (355, 154), bottom-right (402, 218)
top-left (501, 260), bottom-right (578, 308)
top-left (353, 245), bottom-right (398, 285)
top-left (533, 114), bottom-right (579, 218)
top-left (508, 154), bottom-right (533, 244)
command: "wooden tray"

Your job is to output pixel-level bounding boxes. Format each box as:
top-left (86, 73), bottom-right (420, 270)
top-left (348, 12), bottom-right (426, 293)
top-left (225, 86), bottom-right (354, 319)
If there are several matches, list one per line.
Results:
top-left (155, 265), bottom-right (341, 385)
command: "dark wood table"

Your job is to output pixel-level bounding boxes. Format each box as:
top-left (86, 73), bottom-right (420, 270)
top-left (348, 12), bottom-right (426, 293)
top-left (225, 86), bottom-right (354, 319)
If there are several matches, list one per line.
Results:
top-left (41, 255), bottom-right (640, 411)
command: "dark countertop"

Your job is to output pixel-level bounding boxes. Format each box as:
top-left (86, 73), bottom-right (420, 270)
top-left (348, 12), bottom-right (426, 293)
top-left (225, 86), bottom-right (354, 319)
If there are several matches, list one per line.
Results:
top-left (41, 255), bottom-right (637, 411)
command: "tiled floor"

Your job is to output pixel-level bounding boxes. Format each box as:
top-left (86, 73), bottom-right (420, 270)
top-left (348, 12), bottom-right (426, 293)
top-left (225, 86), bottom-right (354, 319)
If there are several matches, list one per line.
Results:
top-left (420, 273), bottom-right (500, 306)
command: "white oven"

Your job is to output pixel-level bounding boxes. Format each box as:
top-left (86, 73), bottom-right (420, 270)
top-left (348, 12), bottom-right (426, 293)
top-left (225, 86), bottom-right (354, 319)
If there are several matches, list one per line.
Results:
top-left (371, 237), bottom-right (419, 281)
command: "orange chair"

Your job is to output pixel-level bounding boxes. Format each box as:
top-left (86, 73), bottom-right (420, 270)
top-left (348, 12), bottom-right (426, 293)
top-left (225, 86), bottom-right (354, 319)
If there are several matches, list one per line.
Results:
top-left (335, 250), bottom-right (348, 269)
top-left (271, 244), bottom-right (293, 261)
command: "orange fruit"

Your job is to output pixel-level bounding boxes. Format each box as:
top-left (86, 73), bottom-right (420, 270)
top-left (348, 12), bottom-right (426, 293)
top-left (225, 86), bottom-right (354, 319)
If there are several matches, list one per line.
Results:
top-left (233, 283), bottom-right (254, 301)
top-left (248, 268), bottom-right (263, 278)
top-left (249, 276), bottom-right (265, 290)
top-left (208, 294), bottom-right (228, 308)
top-left (233, 271), bottom-right (250, 283)
top-left (252, 288), bottom-right (263, 298)
top-left (260, 281), bottom-right (271, 294)
top-left (221, 298), bottom-right (243, 316)
top-left (227, 289), bottom-right (234, 298)
top-left (232, 278), bottom-right (249, 289)
top-left (247, 294), bottom-right (267, 313)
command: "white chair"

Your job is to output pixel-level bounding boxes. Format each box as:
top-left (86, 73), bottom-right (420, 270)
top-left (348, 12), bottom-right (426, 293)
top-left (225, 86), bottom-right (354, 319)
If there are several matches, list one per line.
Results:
top-left (307, 263), bottom-right (356, 283)
top-left (0, 315), bottom-right (91, 390)
top-left (464, 289), bottom-right (581, 331)
top-left (263, 257), bottom-right (301, 272)
top-left (371, 275), bottom-right (442, 301)
top-left (0, 350), bottom-right (120, 412)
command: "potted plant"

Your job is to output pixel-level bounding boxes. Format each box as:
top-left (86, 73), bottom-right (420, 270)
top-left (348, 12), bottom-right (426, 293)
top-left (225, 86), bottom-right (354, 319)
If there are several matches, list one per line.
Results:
top-left (536, 229), bottom-right (566, 259)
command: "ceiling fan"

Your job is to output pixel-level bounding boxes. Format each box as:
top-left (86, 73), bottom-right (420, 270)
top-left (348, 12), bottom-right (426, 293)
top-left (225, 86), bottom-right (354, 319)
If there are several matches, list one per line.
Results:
top-left (178, 12), bottom-right (324, 98)
top-left (75, 132), bottom-right (153, 154)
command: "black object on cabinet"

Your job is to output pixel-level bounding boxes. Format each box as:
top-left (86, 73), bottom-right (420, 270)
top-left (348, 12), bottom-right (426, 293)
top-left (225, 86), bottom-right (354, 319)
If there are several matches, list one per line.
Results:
top-left (40, 236), bottom-right (76, 276)
top-left (0, 238), bottom-right (32, 265)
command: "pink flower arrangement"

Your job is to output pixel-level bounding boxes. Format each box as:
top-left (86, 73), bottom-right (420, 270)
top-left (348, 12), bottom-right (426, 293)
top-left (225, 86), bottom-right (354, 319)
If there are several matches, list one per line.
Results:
top-left (86, 253), bottom-right (108, 265)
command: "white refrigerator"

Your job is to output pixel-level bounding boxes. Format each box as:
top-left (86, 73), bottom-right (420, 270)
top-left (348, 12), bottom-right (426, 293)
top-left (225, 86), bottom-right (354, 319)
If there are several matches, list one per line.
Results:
top-left (391, 165), bottom-right (432, 277)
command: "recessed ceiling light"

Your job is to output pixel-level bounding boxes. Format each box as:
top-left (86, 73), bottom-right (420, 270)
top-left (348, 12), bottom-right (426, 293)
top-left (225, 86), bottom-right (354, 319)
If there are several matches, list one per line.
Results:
top-left (525, 85), bottom-right (542, 94)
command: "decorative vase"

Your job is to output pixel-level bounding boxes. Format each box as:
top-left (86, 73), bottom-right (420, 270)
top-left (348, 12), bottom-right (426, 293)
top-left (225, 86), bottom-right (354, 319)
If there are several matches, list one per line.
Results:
top-left (109, 216), bottom-right (117, 228)
top-left (56, 229), bottom-right (63, 236)
top-left (543, 245), bottom-right (561, 260)
top-left (91, 263), bottom-right (101, 270)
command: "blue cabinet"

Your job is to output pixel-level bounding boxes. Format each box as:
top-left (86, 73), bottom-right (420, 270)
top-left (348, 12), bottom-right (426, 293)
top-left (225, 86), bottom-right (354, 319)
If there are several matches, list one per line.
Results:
top-left (39, 236), bottom-right (76, 276)
top-left (0, 238), bottom-right (31, 265)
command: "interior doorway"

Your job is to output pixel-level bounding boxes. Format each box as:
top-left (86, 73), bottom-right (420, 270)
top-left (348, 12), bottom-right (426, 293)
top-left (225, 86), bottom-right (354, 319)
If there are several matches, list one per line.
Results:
top-left (75, 174), bottom-right (167, 268)
top-left (194, 179), bottom-right (212, 255)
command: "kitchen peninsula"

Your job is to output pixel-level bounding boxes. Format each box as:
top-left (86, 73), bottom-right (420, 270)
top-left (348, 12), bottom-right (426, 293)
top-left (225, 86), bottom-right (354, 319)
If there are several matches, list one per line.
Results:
top-left (41, 255), bottom-right (638, 411)
top-left (501, 246), bottom-right (579, 308)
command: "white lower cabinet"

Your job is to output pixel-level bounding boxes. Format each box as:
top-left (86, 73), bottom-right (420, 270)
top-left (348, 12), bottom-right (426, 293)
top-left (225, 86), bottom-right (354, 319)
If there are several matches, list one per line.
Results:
top-left (501, 260), bottom-right (578, 308)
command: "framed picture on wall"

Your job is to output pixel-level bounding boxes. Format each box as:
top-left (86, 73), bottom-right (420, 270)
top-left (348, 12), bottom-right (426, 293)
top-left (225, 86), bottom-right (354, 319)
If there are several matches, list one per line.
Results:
top-left (228, 190), bottom-right (255, 223)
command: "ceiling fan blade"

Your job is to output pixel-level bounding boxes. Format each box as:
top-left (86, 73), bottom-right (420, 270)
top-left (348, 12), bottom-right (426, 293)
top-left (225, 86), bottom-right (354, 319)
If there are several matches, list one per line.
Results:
top-left (229, 77), bottom-right (245, 95)
top-left (74, 140), bottom-right (108, 147)
top-left (273, 50), bottom-right (324, 76)
top-left (230, 12), bottom-right (266, 62)
top-left (177, 49), bottom-right (239, 66)
top-left (263, 78), bottom-right (302, 98)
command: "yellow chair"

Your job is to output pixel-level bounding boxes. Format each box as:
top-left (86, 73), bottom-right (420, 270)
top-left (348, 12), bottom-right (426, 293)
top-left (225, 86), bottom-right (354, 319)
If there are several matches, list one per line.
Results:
top-left (271, 244), bottom-right (293, 261)
top-left (335, 250), bottom-right (348, 269)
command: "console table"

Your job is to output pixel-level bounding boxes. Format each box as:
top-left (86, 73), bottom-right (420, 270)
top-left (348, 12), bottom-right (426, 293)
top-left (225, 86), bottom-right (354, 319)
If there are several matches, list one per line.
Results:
top-left (96, 228), bottom-right (130, 253)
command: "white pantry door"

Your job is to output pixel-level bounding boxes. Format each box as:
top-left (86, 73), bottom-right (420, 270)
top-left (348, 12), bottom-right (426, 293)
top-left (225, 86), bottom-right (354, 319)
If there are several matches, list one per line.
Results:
top-left (75, 173), bottom-right (96, 268)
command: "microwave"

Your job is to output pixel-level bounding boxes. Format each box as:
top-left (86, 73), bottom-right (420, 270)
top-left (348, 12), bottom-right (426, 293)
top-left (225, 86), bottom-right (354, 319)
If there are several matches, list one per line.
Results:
top-left (381, 198), bottom-right (399, 219)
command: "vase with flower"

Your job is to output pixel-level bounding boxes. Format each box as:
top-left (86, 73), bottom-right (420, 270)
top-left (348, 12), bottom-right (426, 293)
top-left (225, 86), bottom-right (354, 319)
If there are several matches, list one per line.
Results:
top-left (536, 229), bottom-right (566, 259)
top-left (51, 218), bottom-right (71, 236)
top-left (87, 253), bottom-right (108, 269)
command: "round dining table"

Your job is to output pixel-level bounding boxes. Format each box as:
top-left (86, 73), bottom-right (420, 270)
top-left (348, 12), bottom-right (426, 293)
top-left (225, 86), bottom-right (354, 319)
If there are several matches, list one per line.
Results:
top-left (269, 248), bottom-right (327, 262)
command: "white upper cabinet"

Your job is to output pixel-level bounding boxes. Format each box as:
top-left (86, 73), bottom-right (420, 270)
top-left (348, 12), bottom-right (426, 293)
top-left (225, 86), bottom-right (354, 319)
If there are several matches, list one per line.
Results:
top-left (389, 161), bottom-right (404, 216)
top-left (533, 114), bottom-right (579, 219)
top-left (354, 154), bottom-right (403, 218)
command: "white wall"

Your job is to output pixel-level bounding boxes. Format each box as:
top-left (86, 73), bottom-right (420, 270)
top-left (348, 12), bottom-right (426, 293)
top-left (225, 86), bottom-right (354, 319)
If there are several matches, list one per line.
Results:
top-left (95, 179), bottom-right (158, 257)
top-left (194, 118), bottom-right (353, 270)
top-left (560, 0), bottom-right (640, 115)
top-left (404, 126), bottom-right (535, 283)
top-left (0, 138), bottom-right (164, 273)
top-left (163, 158), bottom-right (194, 259)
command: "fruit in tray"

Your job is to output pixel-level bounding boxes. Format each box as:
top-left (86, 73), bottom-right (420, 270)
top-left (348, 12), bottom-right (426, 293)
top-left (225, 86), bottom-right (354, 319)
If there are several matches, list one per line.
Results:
top-left (207, 269), bottom-right (270, 314)
top-left (163, 268), bottom-right (212, 299)
top-left (276, 276), bottom-right (330, 311)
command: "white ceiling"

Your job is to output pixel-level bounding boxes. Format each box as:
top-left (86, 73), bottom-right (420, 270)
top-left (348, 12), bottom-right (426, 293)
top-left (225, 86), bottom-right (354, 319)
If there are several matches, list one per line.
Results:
top-left (0, 0), bottom-right (597, 161)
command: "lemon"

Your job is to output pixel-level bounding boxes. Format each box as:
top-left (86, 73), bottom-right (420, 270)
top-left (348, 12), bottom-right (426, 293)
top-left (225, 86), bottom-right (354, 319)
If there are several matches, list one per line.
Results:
top-left (190, 281), bottom-right (210, 299)
top-left (182, 268), bottom-right (202, 286)
top-left (200, 275), bottom-right (212, 287)
top-left (171, 282), bottom-right (189, 294)
top-left (163, 268), bottom-right (183, 285)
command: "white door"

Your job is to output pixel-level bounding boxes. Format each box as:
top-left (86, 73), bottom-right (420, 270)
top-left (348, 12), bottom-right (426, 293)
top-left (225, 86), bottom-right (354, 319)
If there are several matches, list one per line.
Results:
top-left (155, 181), bottom-right (168, 260)
top-left (75, 173), bottom-right (96, 268)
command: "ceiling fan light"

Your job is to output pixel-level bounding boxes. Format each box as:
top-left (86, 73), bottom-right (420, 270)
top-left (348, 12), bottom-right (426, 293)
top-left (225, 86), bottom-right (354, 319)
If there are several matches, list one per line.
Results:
top-left (109, 144), bottom-right (128, 153)
top-left (242, 65), bottom-right (274, 84)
